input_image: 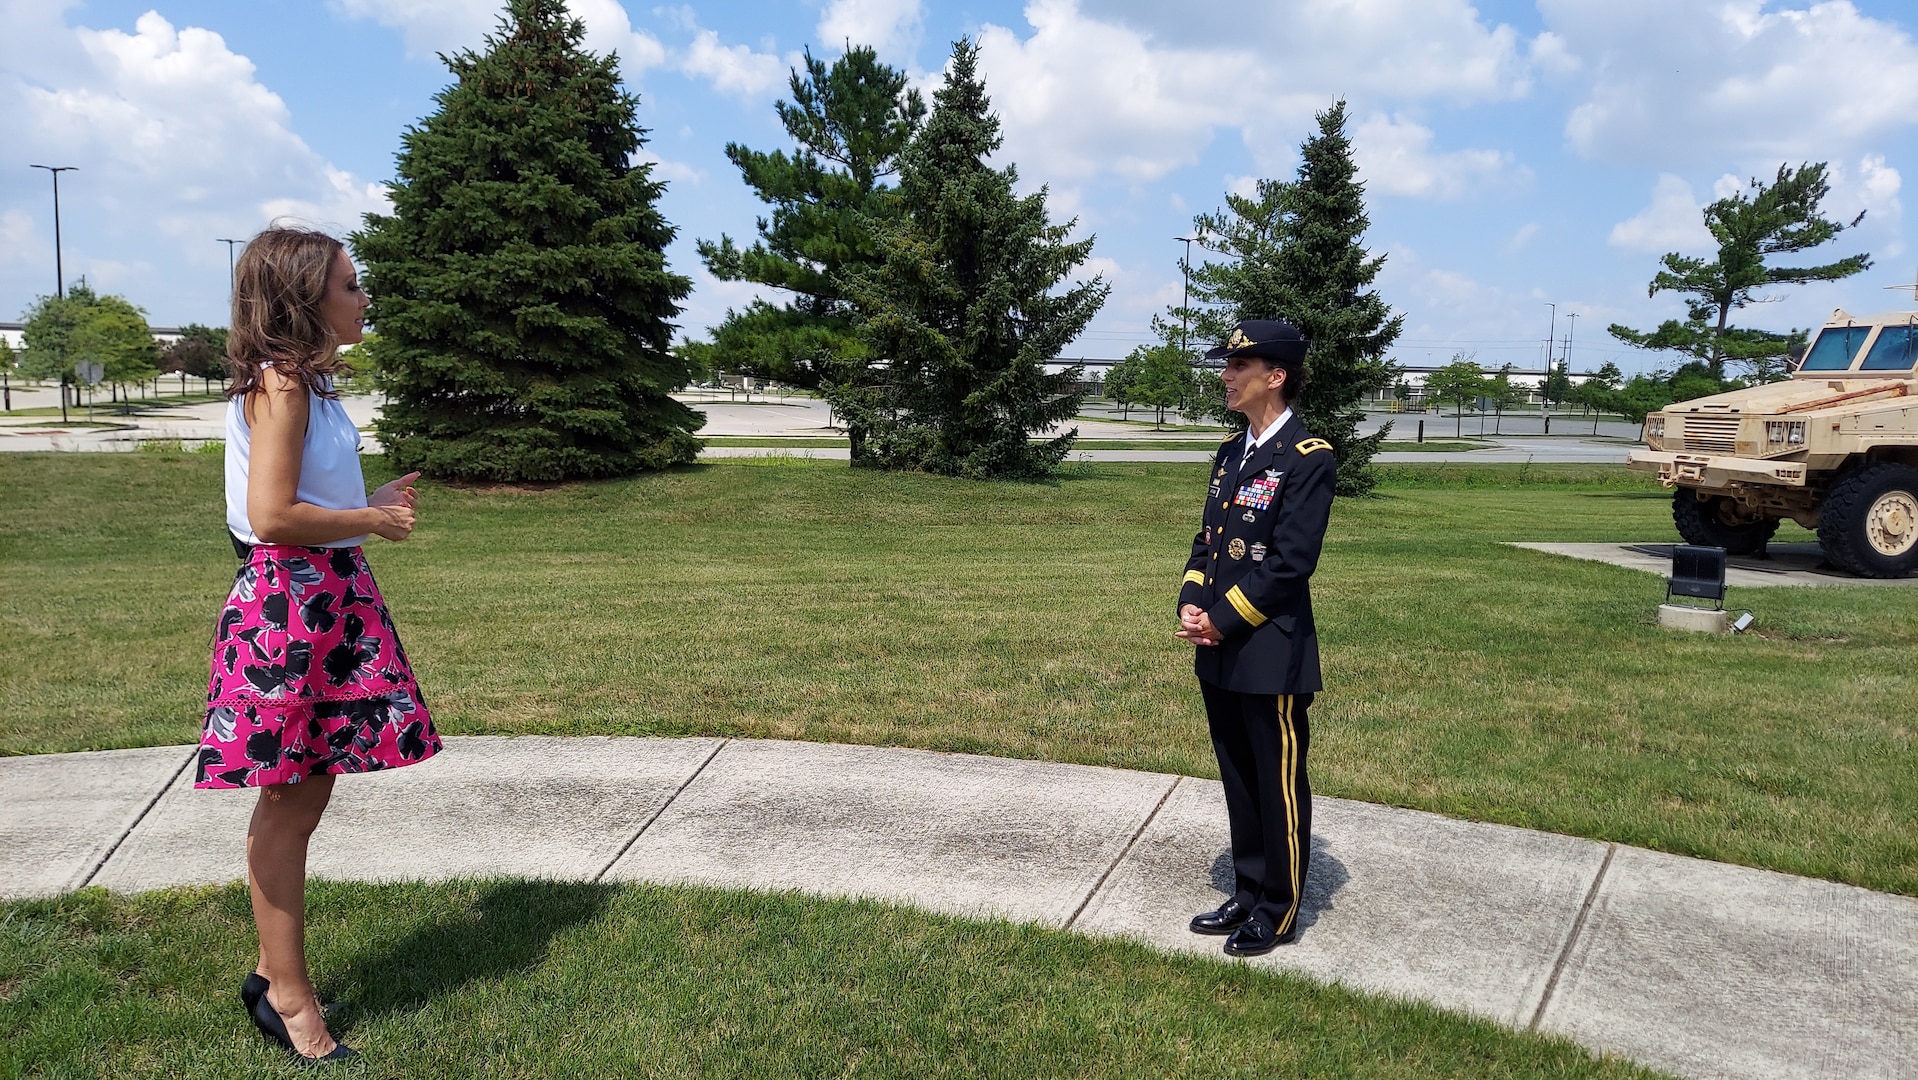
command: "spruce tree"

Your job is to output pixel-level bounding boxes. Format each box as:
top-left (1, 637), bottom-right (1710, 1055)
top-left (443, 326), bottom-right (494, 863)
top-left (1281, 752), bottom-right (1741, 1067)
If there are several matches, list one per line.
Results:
top-left (841, 39), bottom-right (1107, 480)
top-left (353, 0), bottom-right (698, 481)
top-left (696, 46), bottom-right (923, 400)
top-left (1176, 102), bottom-right (1400, 495)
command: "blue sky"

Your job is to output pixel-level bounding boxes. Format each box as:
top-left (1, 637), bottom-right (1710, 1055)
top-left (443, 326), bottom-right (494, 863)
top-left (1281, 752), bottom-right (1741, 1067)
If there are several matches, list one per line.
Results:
top-left (4, 0), bottom-right (1917, 375)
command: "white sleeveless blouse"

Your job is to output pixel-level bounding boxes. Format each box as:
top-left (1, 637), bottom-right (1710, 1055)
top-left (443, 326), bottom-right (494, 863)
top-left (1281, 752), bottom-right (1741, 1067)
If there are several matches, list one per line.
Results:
top-left (225, 377), bottom-right (369, 548)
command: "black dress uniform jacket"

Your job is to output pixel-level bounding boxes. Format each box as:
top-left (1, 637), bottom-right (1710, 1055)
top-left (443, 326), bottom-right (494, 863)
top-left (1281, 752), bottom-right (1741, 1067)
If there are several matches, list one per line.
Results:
top-left (1178, 413), bottom-right (1335, 693)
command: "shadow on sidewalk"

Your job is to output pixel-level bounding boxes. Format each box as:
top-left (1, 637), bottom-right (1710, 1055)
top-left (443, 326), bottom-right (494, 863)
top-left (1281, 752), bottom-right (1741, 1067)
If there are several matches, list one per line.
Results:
top-left (322, 879), bottom-right (615, 1020)
top-left (1209, 834), bottom-right (1351, 933)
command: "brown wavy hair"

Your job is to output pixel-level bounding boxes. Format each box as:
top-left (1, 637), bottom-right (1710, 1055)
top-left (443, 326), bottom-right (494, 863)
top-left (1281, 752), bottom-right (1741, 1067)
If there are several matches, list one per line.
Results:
top-left (224, 227), bottom-right (349, 399)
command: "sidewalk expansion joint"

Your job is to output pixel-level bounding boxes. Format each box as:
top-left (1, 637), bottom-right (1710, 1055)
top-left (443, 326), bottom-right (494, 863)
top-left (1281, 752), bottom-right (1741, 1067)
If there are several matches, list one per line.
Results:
top-left (79, 746), bottom-right (197, 890)
top-left (592, 738), bottom-right (729, 884)
top-left (1065, 775), bottom-right (1181, 931)
top-left (1529, 840), bottom-right (1616, 1032)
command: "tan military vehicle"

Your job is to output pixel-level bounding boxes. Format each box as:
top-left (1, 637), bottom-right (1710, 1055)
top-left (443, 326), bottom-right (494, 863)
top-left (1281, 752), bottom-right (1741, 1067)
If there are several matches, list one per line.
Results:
top-left (1627, 308), bottom-right (1918, 577)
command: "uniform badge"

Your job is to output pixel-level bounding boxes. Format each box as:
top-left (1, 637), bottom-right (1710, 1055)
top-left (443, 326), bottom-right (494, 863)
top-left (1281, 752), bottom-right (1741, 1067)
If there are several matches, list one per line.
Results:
top-left (1242, 511), bottom-right (1256, 523)
top-left (1265, 468), bottom-right (1284, 481)
top-left (1203, 527), bottom-right (1211, 544)
top-left (1229, 538), bottom-right (1247, 560)
top-left (1251, 542), bottom-right (1266, 562)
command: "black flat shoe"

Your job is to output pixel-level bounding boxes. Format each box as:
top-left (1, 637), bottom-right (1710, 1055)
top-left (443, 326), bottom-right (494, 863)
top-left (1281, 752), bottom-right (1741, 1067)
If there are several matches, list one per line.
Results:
top-left (245, 976), bottom-right (359, 1066)
top-left (1222, 919), bottom-right (1299, 957)
top-left (1189, 898), bottom-right (1254, 936)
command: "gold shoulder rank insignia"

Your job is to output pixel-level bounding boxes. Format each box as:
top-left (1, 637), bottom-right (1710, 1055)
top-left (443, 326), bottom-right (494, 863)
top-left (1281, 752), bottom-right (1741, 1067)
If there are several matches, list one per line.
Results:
top-left (1296, 438), bottom-right (1332, 455)
top-left (1220, 431), bottom-right (1242, 443)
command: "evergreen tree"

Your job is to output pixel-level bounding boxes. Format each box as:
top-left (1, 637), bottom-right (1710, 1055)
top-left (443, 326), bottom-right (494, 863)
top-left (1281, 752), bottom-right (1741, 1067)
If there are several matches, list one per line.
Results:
top-left (353, 0), bottom-right (698, 482)
top-left (696, 46), bottom-right (924, 392)
top-left (840, 39), bottom-right (1107, 479)
top-left (1175, 102), bottom-right (1400, 494)
top-left (1608, 162), bottom-right (1869, 382)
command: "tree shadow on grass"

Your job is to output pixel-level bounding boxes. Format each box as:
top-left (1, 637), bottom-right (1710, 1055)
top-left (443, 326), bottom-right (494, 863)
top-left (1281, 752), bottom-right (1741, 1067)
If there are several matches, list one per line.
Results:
top-left (1208, 833), bottom-right (1350, 934)
top-left (321, 879), bottom-right (615, 1021)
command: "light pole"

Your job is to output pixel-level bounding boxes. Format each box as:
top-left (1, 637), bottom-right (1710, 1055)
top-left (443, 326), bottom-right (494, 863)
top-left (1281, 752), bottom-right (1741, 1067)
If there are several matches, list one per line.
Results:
top-left (217, 238), bottom-right (244, 291)
top-left (1176, 235), bottom-right (1200, 353)
top-left (1542, 301), bottom-right (1556, 370)
top-left (1565, 312), bottom-right (1579, 369)
top-left (30, 165), bottom-right (77, 298)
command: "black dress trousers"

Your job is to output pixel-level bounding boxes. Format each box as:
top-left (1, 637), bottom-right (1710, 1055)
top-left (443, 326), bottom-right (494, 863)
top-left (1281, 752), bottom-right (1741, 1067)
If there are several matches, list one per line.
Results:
top-left (1201, 684), bottom-right (1313, 935)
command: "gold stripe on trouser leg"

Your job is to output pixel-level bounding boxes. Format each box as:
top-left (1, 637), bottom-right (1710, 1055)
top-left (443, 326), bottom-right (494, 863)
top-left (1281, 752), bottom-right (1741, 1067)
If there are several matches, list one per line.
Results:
top-left (1275, 694), bottom-right (1302, 935)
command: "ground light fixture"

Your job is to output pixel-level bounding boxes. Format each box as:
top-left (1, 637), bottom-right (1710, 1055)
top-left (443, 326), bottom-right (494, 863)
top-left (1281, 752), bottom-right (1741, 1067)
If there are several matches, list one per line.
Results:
top-left (1731, 611), bottom-right (1756, 633)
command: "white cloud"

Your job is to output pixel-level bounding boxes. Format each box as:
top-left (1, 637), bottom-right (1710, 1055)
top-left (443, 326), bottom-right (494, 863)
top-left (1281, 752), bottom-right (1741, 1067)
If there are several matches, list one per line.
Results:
top-left (0, 209), bottom-right (45, 269)
top-left (1505, 222), bottom-right (1539, 253)
top-left (1, 9), bottom-right (386, 316)
top-left (1546, 0), bottom-right (1918, 165)
top-left (1079, 0), bottom-right (1531, 104)
top-left (817, 0), bottom-right (923, 65)
top-left (1351, 113), bottom-right (1528, 200)
top-left (635, 152), bottom-right (706, 186)
top-left (1608, 174), bottom-right (1715, 254)
top-left (330, 0), bottom-right (666, 73)
top-left (678, 28), bottom-right (787, 98)
top-left (968, 0), bottom-right (1532, 186)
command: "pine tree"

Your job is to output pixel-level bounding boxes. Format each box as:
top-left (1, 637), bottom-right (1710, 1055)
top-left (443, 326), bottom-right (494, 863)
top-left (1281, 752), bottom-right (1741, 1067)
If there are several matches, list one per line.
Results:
top-left (696, 46), bottom-right (923, 396)
top-left (352, 0), bottom-right (698, 482)
top-left (840, 39), bottom-right (1108, 480)
top-left (1608, 163), bottom-right (1870, 383)
top-left (1176, 102), bottom-right (1400, 495)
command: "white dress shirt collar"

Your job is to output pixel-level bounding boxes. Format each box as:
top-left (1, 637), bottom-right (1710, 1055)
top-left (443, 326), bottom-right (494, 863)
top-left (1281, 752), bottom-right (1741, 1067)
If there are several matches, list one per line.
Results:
top-left (1242, 408), bottom-right (1293, 462)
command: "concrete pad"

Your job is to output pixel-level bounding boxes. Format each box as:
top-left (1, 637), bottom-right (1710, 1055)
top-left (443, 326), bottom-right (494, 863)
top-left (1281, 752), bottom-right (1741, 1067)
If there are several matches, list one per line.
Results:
top-left (1538, 846), bottom-right (1918, 1080)
top-left (602, 739), bottom-right (1174, 926)
top-left (91, 736), bottom-right (723, 891)
top-left (0, 746), bottom-right (193, 898)
top-left (1074, 778), bottom-right (1609, 1027)
top-left (1510, 542), bottom-right (1918, 588)
top-left (1659, 604), bottom-right (1732, 633)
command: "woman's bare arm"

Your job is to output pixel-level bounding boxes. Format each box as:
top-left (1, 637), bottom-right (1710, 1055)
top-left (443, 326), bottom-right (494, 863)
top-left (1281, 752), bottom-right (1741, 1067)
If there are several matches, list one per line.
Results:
top-left (244, 367), bottom-right (414, 545)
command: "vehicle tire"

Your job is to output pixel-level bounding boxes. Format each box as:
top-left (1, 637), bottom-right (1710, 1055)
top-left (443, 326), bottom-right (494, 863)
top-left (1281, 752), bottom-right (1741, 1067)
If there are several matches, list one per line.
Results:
top-left (1817, 462), bottom-right (1918, 578)
top-left (1671, 490), bottom-right (1780, 555)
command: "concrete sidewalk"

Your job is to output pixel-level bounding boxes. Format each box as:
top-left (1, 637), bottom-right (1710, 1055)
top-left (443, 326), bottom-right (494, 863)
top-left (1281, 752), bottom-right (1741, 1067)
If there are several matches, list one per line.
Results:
top-left (2, 736), bottom-right (1910, 1079)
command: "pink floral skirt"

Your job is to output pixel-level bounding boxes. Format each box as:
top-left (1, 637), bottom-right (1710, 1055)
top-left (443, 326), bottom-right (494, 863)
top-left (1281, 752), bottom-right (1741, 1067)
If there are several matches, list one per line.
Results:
top-left (196, 544), bottom-right (441, 789)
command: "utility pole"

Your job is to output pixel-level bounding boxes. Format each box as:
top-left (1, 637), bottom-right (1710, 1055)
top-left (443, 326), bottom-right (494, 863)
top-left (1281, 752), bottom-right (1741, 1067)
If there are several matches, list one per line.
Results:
top-left (30, 165), bottom-right (77, 298)
top-left (217, 238), bottom-right (244, 291)
top-left (1176, 235), bottom-right (1200, 353)
top-left (1542, 301), bottom-right (1557, 370)
top-left (1566, 312), bottom-right (1579, 370)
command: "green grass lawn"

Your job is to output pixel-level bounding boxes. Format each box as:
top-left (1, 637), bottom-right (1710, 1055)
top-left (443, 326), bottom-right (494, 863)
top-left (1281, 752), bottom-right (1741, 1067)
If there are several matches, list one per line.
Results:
top-left (3, 454), bottom-right (1913, 894)
top-left (0, 881), bottom-right (1664, 1079)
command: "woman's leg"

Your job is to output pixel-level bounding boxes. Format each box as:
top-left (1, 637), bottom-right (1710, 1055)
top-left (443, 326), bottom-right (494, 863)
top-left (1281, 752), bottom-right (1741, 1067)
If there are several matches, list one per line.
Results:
top-left (247, 774), bottom-right (337, 1057)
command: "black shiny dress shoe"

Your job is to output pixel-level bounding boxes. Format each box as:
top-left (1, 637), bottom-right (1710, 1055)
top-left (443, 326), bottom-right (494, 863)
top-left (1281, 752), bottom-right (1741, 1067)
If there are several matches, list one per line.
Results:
top-left (1222, 919), bottom-right (1299, 957)
top-left (1189, 898), bottom-right (1253, 936)
top-left (244, 974), bottom-right (360, 1067)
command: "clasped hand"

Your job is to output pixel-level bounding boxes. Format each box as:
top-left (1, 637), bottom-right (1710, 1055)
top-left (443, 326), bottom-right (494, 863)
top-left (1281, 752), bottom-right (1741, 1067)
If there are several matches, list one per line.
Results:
top-left (367, 472), bottom-right (420, 541)
top-left (1176, 604), bottom-right (1221, 647)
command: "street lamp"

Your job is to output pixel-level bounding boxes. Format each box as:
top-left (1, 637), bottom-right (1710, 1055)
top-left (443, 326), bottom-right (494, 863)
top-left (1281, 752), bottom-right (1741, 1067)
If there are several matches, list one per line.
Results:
top-left (29, 165), bottom-right (77, 298)
top-left (217, 238), bottom-right (244, 291)
top-left (1176, 235), bottom-right (1200, 353)
top-left (1565, 312), bottom-right (1579, 368)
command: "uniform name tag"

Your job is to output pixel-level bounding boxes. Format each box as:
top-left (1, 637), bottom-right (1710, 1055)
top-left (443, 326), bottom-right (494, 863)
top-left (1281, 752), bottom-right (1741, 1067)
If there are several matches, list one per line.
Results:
top-left (1233, 475), bottom-right (1280, 510)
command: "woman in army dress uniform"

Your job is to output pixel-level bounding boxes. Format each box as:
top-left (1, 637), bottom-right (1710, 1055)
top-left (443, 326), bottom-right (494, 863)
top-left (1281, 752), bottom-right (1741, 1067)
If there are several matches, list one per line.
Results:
top-left (1174, 319), bottom-right (1336, 957)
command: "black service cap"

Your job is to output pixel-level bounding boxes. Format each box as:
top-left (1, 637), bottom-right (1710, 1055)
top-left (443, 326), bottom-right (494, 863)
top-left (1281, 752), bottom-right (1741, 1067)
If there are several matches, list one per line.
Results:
top-left (1204, 319), bottom-right (1309, 363)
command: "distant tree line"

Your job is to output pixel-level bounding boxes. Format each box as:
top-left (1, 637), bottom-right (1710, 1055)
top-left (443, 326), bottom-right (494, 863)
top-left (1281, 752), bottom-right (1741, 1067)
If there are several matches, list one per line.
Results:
top-left (11, 281), bottom-right (229, 404)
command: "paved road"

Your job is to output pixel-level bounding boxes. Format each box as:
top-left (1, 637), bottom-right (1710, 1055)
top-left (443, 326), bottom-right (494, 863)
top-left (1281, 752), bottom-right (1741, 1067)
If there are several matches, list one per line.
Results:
top-left (1, 389), bottom-right (1641, 462)
top-left (3, 736), bottom-right (1910, 1080)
